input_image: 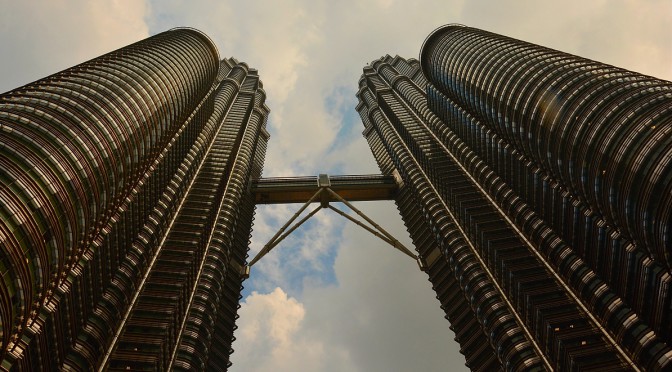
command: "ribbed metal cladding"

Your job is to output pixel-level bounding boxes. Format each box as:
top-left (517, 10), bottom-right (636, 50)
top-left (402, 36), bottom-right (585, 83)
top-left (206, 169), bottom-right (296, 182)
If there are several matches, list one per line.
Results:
top-left (358, 56), bottom-right (547, 371)
top-left (421, 25), bottom-right (672, 266)
top-left (0, 29), bottom-right (269, 371)
top-left (358, 41), bottom-right (672, 369)
top-left (418, 25), bottom-right (672, 370)
top-left (104, 62), bottom-right (270, 371)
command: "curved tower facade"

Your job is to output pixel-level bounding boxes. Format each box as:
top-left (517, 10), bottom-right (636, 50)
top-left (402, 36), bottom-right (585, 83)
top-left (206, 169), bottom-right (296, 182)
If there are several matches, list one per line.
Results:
top-left (2, 23), bottom-right (670, 372)
top-left (0, 29), bottom-right (269, 370)
top-left (357, 25), bottom-right (671, 370)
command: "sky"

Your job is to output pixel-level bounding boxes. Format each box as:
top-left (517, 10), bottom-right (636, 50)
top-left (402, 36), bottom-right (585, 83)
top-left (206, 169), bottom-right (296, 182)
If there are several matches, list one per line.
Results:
top-left (0, 1), bottom-right (670, 371)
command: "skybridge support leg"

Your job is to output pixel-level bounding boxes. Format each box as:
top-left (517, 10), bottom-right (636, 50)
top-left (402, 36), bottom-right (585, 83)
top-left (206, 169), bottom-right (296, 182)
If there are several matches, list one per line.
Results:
top-left (246, 188), bottom-right (324, 269)
top-left (243, 175), bottom-right (426, 279)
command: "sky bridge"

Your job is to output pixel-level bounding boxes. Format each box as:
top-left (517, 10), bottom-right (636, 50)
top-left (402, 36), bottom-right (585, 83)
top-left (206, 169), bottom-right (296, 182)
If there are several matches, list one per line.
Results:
top-left (252, 173), bottom-right (400, 205)
top-left (245, 173), bottom-right (423, 277)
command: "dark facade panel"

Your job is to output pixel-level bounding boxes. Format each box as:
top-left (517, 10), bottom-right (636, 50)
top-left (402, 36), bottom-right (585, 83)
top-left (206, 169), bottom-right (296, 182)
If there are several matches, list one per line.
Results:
top-left (420, 27), bottom-right (672, 367)
top-left (0, 30), bottom-right (269, 370)
top-left (421, 25), bottom-right (672, 263)
top-left (358, 24), bottom-right (672, 370)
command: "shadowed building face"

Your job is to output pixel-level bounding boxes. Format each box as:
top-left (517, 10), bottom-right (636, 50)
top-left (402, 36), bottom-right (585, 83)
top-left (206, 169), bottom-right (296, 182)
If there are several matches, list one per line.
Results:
top-left (357, 24), bottom-right (671, 371)
top-left (0, 28), bottom-right (270, 370)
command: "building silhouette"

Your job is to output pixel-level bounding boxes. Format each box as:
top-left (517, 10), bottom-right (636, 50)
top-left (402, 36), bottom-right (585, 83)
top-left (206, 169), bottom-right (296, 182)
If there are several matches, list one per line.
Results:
top-left (0, 24), bottom-right (671, 371)
top-left (0, 28), bottom-right (269, 370)
top-left (356, 24), bottom-right (671, 370)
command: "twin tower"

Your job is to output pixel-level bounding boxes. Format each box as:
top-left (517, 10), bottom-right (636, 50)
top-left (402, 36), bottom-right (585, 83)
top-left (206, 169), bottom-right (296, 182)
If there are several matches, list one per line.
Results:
top-left (0, 25), bottom-right (670, 370)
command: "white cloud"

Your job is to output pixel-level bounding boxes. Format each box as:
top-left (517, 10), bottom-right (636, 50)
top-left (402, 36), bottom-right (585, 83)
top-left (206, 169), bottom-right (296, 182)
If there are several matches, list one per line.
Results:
top-left (234, 203), bottom-right (467, 372)
top-left (301, 202), bottom-right (467, 372)
top-left (144, 0), bottom-right (671, 181)
top-left (246, 203), bottom-right (344, 294)
top-left (0, 0), bottom-right (149, 92)
top-left (458, 0), bottom-right (672, 80)
top-left (233, 287), bottom-right (355, 372)
top-left (146, 1), bottom-right (466, 177)
top-left (237, 288), bottom-right (305, 350)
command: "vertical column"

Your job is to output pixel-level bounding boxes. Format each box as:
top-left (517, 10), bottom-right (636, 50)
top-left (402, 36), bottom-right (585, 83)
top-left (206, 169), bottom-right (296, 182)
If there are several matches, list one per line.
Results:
top-left (0, 28), bottom-right (220, 369)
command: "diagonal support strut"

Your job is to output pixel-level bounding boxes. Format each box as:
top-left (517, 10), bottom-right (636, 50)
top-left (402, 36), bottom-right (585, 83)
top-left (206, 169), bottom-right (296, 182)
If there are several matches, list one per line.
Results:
top-left (242, 175), bottom-right (426, 279)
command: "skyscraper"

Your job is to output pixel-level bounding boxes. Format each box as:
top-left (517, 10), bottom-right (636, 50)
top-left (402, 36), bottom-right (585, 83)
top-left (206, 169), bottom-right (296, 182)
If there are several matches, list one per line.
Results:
top-left (0, 28), bottom-right (269, 370)
top-left (1, 23), bottom-right (671, 372)
top-left (357, 24), bottom-right (671, 370)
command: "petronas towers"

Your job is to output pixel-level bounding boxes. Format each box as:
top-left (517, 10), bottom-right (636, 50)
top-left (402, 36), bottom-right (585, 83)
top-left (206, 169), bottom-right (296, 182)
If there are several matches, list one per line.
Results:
top-left (1, 24), bottom-right (670, 371)
top-left (0, 29), bottom-right (268, 370)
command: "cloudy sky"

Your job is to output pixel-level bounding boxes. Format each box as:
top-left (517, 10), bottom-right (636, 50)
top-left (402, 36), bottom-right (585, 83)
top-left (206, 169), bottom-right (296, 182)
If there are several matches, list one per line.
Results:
top-left (1, 1), bottom-right (670, 371)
